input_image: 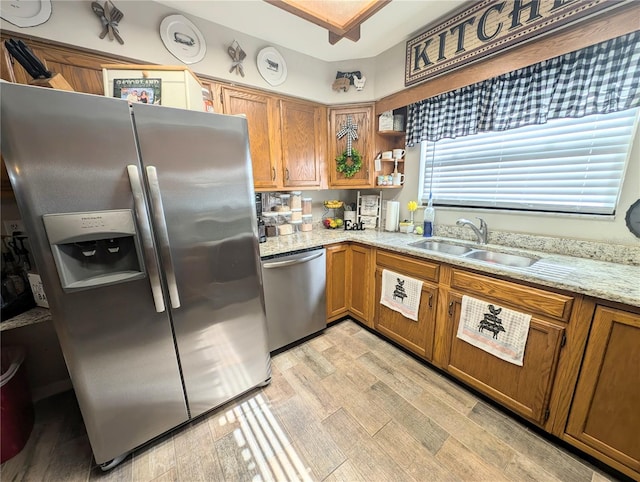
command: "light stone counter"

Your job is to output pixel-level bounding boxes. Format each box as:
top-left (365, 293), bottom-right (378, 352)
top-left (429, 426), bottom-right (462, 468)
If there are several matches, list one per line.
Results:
top-left (1, 307), bottom-right (51, 332)
top-left (260, 229), bottom-right (640, 308)
top-left (4, 229), bottom-right (637, 332)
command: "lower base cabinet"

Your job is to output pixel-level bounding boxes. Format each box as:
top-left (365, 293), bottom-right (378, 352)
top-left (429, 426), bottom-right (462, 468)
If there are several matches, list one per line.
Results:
top-left (443, 291), bottom-right (565, 426)
top-left (564, 306), bottom-right (640, 479)
top-left (349, 244), bottom-right (373, 326)
top-left (326, 243), bottom-right (373, 325)
top-left (374, 268), bottom-right (438, 360)
top-left (373, 250), bottom-right (440, 360)
top-left (326, 244), bottom-right (349, 320)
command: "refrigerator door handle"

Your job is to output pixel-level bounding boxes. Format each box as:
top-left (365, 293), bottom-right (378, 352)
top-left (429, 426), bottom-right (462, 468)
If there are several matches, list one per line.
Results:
top-left (127, 165), bottom-right (166, 313)
top-left (145, 166), bottom-right (181, 309)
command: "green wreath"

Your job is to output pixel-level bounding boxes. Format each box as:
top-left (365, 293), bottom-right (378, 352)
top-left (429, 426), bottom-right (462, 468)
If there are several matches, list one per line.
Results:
top-left (336, 148), bottom-right (362, 178)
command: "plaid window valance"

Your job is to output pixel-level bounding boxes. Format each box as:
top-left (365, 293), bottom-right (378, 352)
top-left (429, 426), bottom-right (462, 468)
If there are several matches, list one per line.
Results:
top-left (405, 31), bottom-right (640, 146)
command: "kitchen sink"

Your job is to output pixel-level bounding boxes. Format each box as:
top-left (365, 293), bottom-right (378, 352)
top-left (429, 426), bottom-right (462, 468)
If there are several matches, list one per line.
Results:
top-left (462, 250), bottom-right (538, 268)
top-left (408, 240), bottom-right (474, 256)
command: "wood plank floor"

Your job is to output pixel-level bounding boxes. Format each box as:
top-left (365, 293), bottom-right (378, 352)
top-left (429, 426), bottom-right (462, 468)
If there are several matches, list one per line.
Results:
top-left (1, 320), bottom-right (621, 481)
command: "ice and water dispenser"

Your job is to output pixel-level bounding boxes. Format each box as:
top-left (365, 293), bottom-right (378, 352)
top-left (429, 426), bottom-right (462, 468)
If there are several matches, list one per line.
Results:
top-left (42, 210), bottom-right (145, 291)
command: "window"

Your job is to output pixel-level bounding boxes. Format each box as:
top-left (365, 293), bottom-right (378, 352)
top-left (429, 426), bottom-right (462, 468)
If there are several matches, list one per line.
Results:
top-left (419, 108), bottom-right (639, 215)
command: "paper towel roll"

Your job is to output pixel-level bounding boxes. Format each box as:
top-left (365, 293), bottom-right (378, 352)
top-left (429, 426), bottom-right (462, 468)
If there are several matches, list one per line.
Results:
top-left (385, 201), bottom-right (400, 232)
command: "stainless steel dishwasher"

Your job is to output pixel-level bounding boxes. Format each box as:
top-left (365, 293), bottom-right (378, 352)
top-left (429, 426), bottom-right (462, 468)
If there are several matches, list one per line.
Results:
top-left (261, 248), bottom-right (326, 352)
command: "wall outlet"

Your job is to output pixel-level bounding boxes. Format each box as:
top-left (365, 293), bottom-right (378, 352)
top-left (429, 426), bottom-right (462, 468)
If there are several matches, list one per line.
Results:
top-left (3, 220), bottom-right (25, 235)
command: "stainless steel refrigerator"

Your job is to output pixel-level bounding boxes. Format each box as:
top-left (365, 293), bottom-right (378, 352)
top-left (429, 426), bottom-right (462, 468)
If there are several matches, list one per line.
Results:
top-left (0, 82), bottom-right (271, 467)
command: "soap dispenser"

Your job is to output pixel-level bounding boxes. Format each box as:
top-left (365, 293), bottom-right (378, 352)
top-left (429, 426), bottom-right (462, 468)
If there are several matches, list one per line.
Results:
top-left (423, 197), bottom-right (435, 237)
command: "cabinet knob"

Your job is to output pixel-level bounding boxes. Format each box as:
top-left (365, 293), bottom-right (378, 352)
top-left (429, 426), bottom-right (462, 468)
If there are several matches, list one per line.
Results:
top-left (272, 167), bottom-right (276, 181)
top-left (428, 294), bottom-right (433, 308)
top-left (285, 168), bottom-right (290, 181)
top-left (448, 301), bottom-right (454, 316)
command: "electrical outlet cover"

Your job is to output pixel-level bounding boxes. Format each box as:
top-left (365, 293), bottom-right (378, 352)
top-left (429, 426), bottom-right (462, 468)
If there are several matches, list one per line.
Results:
top-left (3, 220), bottom-right (25, 235)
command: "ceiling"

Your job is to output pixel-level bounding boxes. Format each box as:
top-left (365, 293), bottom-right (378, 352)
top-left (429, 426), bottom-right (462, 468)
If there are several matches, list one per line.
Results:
top-left (153, 0), bottom-right (468, 62)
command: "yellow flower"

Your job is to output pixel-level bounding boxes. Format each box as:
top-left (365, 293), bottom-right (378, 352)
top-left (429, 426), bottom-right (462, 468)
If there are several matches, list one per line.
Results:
top-left (407, 201), bottom-right (418, 212)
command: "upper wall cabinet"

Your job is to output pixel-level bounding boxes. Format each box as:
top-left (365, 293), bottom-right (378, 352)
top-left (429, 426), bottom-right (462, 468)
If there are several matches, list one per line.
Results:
top-left (328, 104), bottom-right (375, 188)
top-left (221, 86), bottom-right (325, 190)
top-left (279, 99), bottom-right (325, 188)
top-left (221, 87), bottom-right (281, 190)
top-left (1, 33), bottom-right (107, 94)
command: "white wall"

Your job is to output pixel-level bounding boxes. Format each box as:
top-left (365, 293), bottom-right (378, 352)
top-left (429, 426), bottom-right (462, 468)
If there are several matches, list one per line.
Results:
top-left (2, 0), bottom-right (638, 245)
top-left (0, 0), bottom-right (375, 105)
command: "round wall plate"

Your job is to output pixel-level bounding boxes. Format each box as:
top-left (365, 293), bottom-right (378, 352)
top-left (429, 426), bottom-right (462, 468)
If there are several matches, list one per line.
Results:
top-left (160, 14), bottom-right (206, 65)
top-left (625, 199), bottom-right (640, 239)
top-left (257, 47), bottom-right (287, 86)
top-left (1, 0), bottom-right (52, 27)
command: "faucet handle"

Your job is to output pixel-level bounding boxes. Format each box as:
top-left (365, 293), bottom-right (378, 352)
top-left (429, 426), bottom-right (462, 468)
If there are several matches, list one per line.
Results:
top-left (476, 217), bottom-right (487, 229)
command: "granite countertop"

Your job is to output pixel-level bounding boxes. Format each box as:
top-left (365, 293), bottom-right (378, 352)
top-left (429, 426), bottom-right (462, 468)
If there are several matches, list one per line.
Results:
top-left (3, 228), bottom-right (637, 332)
top-left (1, 307), bottom-right (51, 332)
top-left (259, 229), bottom-right (640, 308)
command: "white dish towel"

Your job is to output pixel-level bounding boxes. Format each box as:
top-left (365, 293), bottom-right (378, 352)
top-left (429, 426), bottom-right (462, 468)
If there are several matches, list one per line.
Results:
top-left (380, 269), bottom-right (422, 321)
top-left (456, 295), bottom-right (531, 366)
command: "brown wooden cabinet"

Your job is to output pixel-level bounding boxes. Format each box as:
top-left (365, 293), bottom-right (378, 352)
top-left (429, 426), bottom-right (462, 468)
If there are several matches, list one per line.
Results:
top-left (374, 250), bottom-right (439, 359)
top-left (565, 306), bottom-right (640, 479)
top-left (328, 104), bottom-right (375, 188)
top-left (221, 87), bottom-right (281, 190)
top-left (439, 269), bottom-right (574, 426)
top-left (1, 33), bottom-right (115, 94)
top-left (221, 87), bottom-right (325, 190)
top-left (326, 243), bottom-right (373, 325)
top-left (348, 244), bottom-right (373, 327)
top-left (279, 99), bottom-right (325, 188)
top-left (326, 244), bottom-right (349, 321)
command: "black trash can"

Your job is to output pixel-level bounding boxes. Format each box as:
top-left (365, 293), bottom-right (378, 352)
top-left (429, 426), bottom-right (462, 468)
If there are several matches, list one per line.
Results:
top-left (0, 346), bottom-right (34, 463)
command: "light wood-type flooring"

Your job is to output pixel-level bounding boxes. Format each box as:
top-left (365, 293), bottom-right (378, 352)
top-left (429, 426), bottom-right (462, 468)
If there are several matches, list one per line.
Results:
top-left (1, 320), bottom-right (622, 481)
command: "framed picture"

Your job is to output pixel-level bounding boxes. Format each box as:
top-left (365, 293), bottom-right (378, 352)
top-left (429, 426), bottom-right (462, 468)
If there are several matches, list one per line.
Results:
top-left (113, 78), bottom-right (162, 105)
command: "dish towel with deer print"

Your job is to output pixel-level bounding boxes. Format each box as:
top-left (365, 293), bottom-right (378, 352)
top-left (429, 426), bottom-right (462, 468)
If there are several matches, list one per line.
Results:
top-left (456, 295), bottom-right (531, 366)
top-left (380, 269), bottom-right (422, 321)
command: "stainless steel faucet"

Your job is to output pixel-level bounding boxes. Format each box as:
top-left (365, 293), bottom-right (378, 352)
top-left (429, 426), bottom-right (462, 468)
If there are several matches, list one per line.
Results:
top-left (456, 217), bottom-right (488, 244)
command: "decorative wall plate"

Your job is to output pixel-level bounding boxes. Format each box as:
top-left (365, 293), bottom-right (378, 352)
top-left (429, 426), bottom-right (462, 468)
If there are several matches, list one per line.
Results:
top-left (0, 0), bottom-right (52, 27)
top-left (160, 14), bottom-right (206, 65)
top-left (257, 47), bottom-right (287, 86)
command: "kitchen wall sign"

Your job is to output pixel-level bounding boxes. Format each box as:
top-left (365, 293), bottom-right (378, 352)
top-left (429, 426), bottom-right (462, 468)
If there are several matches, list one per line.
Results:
top-left (256, 47), bottom-right (287, 86)
top-left (405, 0), bottom-right (627, 87)
top-left (160, 14), bottom-right (206, 65)
top-left (0, 0), bottom-right (52, 27)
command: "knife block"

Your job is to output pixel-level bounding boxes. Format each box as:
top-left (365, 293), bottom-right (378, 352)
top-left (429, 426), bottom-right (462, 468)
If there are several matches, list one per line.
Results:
top-left (29, 73), bottom-right (74, 92)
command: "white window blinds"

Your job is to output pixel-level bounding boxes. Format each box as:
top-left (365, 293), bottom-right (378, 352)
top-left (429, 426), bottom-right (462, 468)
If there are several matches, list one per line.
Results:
top-left (420, 108), bottom-right (638, 215)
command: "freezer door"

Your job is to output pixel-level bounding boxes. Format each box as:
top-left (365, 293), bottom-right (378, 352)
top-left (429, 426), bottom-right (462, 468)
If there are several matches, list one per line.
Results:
top-left (131, 103), bottom-right (271, 417)
top-left (0, 83), bottom-right (189, 464)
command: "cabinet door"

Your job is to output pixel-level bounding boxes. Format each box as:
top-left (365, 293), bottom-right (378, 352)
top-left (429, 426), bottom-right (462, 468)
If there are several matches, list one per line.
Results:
top-left (280, 99), bottom-right (324, 188)
top-left (328, 105), bottom-right (374, 188)
top-left (222, 88), bottom-right (280, 190)
top-left (566, 306), bottom-right (640, 475)
top-left (444, 292), bottom-right (564, 426)
top-left (1, 36), bottom-right (104, 94)
top-left (374, 267), bottom-right (438, 360)
top-left (349, 244), bottom-right (372, 326)
top-left (326, 244), bottom-right (349, 321)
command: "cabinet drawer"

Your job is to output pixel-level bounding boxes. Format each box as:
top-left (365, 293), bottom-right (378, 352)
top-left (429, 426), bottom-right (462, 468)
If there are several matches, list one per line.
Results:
top-left (450, 269), bottom-right (573, 321)
top-left (377, 250), bottom-right (439, 283)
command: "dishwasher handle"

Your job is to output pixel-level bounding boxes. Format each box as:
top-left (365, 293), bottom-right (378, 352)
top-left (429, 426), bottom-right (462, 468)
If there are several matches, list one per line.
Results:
top-left (262, 251), bottom-right (324, 269)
